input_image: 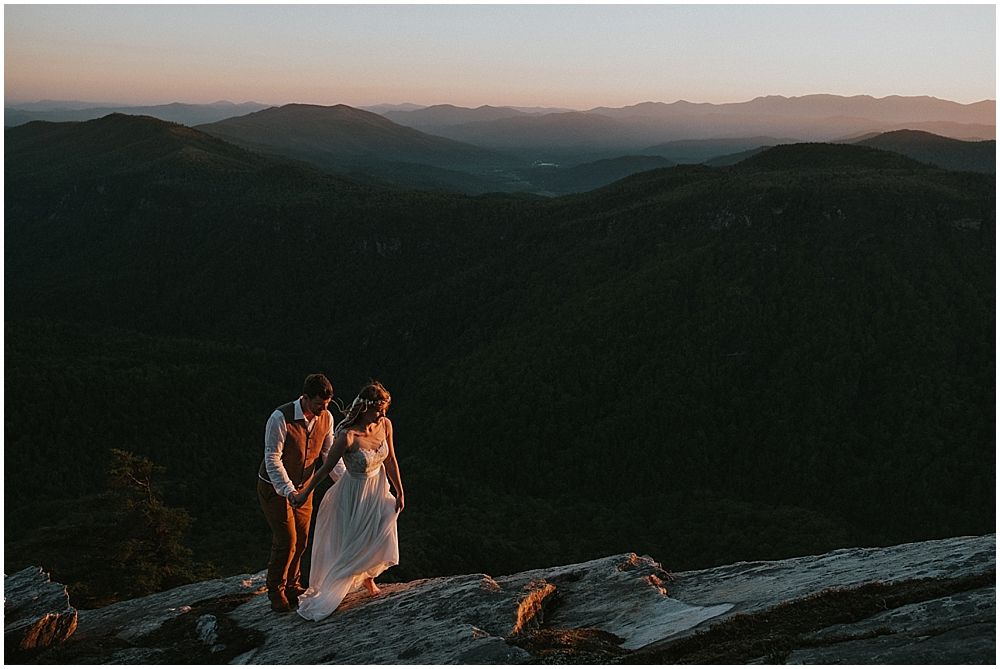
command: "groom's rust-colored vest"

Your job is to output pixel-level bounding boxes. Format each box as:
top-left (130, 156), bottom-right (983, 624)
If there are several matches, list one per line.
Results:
top-left (258, 402), bottom-right (332, 488)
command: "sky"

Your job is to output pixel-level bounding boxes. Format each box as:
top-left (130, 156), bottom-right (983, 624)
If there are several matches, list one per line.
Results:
top-left (4, 4), bottom-right (996, 109)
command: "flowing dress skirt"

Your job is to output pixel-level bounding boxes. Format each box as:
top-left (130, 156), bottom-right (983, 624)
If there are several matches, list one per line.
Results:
top-left (296, 465), bottom-right (399, 621)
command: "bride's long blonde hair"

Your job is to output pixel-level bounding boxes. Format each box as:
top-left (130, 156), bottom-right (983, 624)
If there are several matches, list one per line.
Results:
top-left (334, 380), bottom-right (391, 436)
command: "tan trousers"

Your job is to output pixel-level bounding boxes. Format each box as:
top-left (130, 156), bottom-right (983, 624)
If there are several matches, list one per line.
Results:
top-left (257, 478), bottom-right (313, 596)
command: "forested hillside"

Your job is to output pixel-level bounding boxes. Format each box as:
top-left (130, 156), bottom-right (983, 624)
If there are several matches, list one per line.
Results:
top-left (856, 129), bottom-right (995, 173)
top-left (5, 115), bottom-right (994, 607)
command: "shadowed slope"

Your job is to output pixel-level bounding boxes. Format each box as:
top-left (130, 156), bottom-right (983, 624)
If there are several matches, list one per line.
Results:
top-left (6, 125), bottom-right (995, 592)
top-left (518, 155), bottom-right (677, 194)
top-left (733, 142), bottom-right (930, 172)
top-left (856, 129), bottom-right (995, 173)
top-left (6, 114), bottom-right (274, 183)
top-left (196, 103), bottom-right (511, 169)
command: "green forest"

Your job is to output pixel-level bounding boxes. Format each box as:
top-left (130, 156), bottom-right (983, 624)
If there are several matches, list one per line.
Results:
top-left (5, 116), bottom-right (994, 608)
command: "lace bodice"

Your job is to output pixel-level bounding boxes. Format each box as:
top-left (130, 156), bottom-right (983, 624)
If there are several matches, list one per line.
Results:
top-left (342, 440), bottom-right (388, 475)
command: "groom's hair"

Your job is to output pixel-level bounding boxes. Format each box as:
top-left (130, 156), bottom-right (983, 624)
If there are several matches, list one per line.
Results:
top-left (303, 374), bottom-right (334, 400)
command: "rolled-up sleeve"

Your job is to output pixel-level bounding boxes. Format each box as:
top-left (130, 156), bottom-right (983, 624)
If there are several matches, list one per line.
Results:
top-left (263, 409), bottom-right (296, 498)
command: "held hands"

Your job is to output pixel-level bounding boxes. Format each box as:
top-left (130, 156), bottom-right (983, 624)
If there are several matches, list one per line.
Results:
top-left (289, 488), bottom-right (309, 508)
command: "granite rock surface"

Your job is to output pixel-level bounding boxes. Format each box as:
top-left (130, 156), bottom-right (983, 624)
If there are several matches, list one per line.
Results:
top-left (4, 567), bottom-right (78, 659)
top-left (19, 533), bottom-right (996, 664)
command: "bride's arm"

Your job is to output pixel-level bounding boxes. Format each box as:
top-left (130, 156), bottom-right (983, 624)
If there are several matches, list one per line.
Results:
top-left (382, 418), bottom-right (405, 513)
top-left (291, 431), bottom-right (350, 506)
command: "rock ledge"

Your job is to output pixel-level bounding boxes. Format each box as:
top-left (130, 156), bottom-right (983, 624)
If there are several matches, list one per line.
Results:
top-left (14, 533), bottom-right (996, 664)
top-left (4, 567), bottom-right (78, 660)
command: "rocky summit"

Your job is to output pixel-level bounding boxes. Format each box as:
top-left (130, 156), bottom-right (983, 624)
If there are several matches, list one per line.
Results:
top-left (6, 534), bottom-right (994, 664)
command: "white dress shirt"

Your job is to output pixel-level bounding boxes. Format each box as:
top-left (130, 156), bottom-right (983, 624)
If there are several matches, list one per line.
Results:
top-left (261, 398), bottom-right (345, 498)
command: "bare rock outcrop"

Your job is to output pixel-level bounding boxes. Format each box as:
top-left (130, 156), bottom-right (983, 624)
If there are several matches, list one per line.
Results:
top-left (225, 552), bottom-right (726, 664)
top-left (4, 567), bottom-right (78, 660)
top-left (633, 533), bottom-right (996, 664)
top-left (18, 533), bottom-right (996, 664)
top-left (38, 572), bottom-right (270, 664)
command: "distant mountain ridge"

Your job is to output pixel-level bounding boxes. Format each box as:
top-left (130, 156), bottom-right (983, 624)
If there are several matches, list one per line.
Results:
top-left (382, 104), bottom-right (533, 127)
top-left (196, 103), bottom-right (509, 164)
top-left (4, 101), bottom-right (271, 128)
top-left (195, 103), bottom-right (522, 194)
top-left (11, 105), bottom-right (991, 199)
top-left (360, 103), bottom-right (427, 114)
top-left (590, 95), bottom-right (994, 124)
top-left (381, 94), bottom-right (995, 160)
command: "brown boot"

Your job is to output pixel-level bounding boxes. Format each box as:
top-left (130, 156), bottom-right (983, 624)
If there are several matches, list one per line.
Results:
top-left (268, 589), bottom-right (291, 613)
top-left (286, 585), bottom-right (306, 609)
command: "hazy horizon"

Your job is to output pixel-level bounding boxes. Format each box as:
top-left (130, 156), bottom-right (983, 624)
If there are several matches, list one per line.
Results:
top-left (5, 93), bottom-right (996, 113)
top-left (5, 5), bottom-right (995, 110)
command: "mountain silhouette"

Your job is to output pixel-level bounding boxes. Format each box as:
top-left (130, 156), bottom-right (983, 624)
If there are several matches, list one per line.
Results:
top-left (361, 102), bottom-right (427, 114)
top-left (194, 103), bottom-right (526, 193)
top-left (382, 95), bottom-right (995, 163)
top-left (733, 142), bottom-right (930, 172)
top-left (196, 103), bottom-right (511, 170)
top-left (382, 104), bottom-right (531, 127)
top-left (6, 114), bottom-right (291, 187)
top-left (588, 95), bottom-right (995, 125)
top-left (855, 129), bottom-right (995, 173)
top-left (4, 101), bottom-right (270, 128)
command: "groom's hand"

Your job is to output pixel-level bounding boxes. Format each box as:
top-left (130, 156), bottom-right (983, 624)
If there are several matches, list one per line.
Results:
top-left (288, 490), bottom-right (303, 508)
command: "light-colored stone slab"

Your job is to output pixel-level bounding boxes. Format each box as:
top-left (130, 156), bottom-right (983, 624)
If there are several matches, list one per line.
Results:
top-left (14, 533), bottom-right (995, 664)
top-left (669, 534), bottom-right (995, 618)
top-left (74, 570), bottom-right (267, 641)
top-left (228, 573), bottom-right (546, 664)
top-left (4, 567), bottom-right (78, 655)
top-left (491, 553), bottom-right (732, 650)
top-left (228, 552), bottom-right (731, 662)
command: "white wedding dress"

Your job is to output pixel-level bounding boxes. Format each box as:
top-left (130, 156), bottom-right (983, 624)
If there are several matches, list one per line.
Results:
top-left (296, 437), bottom-right (399, 621)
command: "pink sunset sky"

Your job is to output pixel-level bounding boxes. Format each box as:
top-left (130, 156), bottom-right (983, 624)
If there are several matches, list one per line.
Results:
top-left (5, 4), bottom-right (996, 109)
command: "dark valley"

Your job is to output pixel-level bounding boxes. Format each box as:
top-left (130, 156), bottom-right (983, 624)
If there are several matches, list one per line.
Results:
top-left (4, 110), bottom-right (994, 611)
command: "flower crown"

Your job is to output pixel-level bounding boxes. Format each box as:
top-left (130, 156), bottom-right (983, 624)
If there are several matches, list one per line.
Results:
top-left (349, 395), bottom-right (389, 410)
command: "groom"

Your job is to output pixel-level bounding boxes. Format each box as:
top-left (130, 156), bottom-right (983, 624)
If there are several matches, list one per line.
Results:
top-left (257, 373), bottom-right (337, 613)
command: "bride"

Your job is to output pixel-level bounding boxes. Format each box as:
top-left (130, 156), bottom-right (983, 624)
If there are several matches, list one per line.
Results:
top-left (291, 381), bottom-right (404, 621)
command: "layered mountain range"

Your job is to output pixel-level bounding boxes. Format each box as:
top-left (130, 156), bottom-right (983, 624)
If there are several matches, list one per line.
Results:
top-left (3, 100), bottom-right (269, 128)
top-left (381, 95), bottom-right (995, 157)
top-left (205, 102), bottom-right (996, 192)
top-left (6, 95), bottom-right (994, 195)
top-left (194, 103), bottom-right (519, 193)
top-left (6, 113), bottom-right (994, 599)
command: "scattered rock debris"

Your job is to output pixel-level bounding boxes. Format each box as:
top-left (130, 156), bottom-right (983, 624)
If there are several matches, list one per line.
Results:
top-left (30, 593), bottom-right (264, 665)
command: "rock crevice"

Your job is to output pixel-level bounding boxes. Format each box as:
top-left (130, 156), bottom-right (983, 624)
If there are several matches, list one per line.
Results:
top-left (4, 566), bottom-right (78, 661)
top-left (7, 534), bottom-right (994, 664)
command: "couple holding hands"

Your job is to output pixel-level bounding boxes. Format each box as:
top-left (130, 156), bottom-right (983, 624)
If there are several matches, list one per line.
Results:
top-left (257, 374), bottom-right (404, 621)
